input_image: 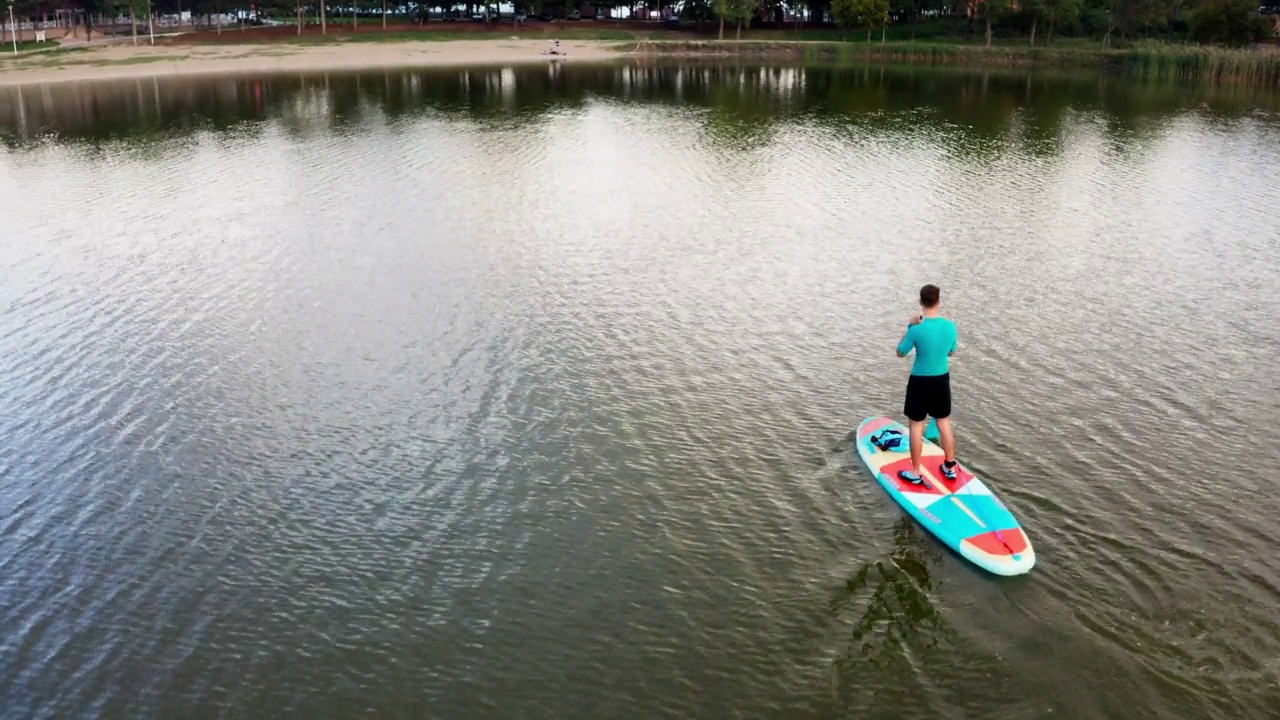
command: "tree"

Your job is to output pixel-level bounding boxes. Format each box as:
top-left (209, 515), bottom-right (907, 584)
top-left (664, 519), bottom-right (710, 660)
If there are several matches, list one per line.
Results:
top-left (1042, 0), bottom-right (1082, 42)
top-left (1189, 0), bottom-right (1270, 45)
top-left (713, 0), bottom-right (752, 38)
top-left (868, 0), bottom-right (888, 41)
top-left (79, 0), bottom-right (102, 41)
top-left (890, 0), bottom-right (918, 39)
top-left (682, 0), bottom-right (712, 30)
top-left (118, 0), bottom-right (149, 44)
top-left (129, 0), bottom-right (138, 44)
top-left (1094, 0), bottom-right (1165, 46)
top-left (790, 0), bottom-right (808, 32)
top-left (830, 0), bottom-right (859, 36)
top-left (832, 0), bottom-right (887, 41)
top-left (981, 0), bottom-right (1012, 46)
top-left (1025, 0), bottom-right (1045, 44)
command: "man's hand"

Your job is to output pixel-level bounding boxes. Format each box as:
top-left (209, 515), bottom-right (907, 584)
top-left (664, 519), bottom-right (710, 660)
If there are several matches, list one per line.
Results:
top-left (908, 314), bottom-right (923, 326)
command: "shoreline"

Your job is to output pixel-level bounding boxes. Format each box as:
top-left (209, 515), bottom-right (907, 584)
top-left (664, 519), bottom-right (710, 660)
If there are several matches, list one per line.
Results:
top-left (624, 40), bottom-right (1280, 85)
top-left (0, 40), bottom-right (623, 87)
top-left (0, 37), bottom-right (1277, 88)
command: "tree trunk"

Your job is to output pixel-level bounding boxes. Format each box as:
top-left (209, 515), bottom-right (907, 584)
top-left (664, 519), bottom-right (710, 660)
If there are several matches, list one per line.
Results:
top-left (216, 3), bottom-right (222, 34)
top-left (1102, 0), bottom-right (1116, 48)
top-left (718, 14), bottom-right (723, 39)
top-left (297, 0), bottom-right (303, 34)
top-left (321, 0), bottom-right (327, 33)
top-left (131, 7), bottom-right (138, 44)
top-left (1046, 17), bottom-right (1054, 43)
top-left (735, 17), bottom-right (741, 40)
top-left (1030, 16), bottom-right (1036, 46)
top-left (881, 22), bottom-right (885, 43)
top-left (984, 11), bottom-right (991, 47)
top-left (353, 2), bottom-right (357, 31)
top-left (382, 0), bottom-right (387, 30)
top-left (866, 26), bottom-right (870, 42)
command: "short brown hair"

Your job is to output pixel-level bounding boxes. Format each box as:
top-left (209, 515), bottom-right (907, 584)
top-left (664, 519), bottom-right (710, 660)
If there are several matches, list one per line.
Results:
top-left (919, 284), bottom-right (940, 308)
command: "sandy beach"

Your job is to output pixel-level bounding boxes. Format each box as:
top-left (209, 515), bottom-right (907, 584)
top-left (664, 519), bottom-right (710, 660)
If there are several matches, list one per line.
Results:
top-left (0, 39), bottom-right (624, 87)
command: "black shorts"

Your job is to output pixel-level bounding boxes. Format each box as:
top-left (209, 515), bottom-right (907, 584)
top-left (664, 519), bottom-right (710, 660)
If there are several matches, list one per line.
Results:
top-left (903, 373), bottom-right (951, 422)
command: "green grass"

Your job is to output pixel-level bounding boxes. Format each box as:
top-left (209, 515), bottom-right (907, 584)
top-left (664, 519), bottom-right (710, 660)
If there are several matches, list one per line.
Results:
top-left (1119, 40), bottom-right (1280, 84)
top-left (100, 53), bottom-right (189, 66)
top-left (20, 45), bottom-right (89, 56)
top-left (16, 51), bottom-right (187, 68)
top-left (625, 39), bottom-right (1093, 62)
top-left (0, 39), bottom-right (61, 56)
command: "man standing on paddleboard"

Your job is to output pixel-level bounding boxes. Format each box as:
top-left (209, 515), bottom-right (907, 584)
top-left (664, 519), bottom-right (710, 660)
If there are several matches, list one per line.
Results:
top-left (895, 284), bottom-right (960, 485)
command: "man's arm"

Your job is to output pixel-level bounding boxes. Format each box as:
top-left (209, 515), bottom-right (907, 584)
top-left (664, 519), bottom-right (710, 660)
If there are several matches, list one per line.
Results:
top-left (896, 326), bottom-right (914, 358)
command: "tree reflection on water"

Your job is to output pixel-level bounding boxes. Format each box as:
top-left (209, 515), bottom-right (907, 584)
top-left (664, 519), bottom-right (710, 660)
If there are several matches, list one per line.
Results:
top-left (830, 516), bottom-right (953, 677)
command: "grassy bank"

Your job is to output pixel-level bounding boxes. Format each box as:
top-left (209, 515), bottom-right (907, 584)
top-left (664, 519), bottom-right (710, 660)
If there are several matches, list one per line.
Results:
top-left (1119, 42), bottom-right (1280, 84)
top-left (622, 39), bottom-right (1280, 86)
top-left (144, 22), bottom-right (1280, 86)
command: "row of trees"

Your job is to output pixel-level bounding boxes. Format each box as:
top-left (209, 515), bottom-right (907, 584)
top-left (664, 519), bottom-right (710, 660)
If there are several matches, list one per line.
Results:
top-left (5, 0), bottom-right (1273, 46)
top-left (774, 0), bottom-right (1272, 47)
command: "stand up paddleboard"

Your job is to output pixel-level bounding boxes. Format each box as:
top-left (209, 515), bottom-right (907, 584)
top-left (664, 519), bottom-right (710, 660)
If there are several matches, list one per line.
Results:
top-left (855, 416), bottom-right (1035, 577)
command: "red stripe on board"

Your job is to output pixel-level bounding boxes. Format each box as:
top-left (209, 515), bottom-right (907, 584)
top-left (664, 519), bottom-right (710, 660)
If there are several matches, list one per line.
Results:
top-left (880, 458), bottom-right (945, 495)
top-left (936, 462), bottom-right (974, 493)
top-left (966, 527), bottom-right (1028, 556)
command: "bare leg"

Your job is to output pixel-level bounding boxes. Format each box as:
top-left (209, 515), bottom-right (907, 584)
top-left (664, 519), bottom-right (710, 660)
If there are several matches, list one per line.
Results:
top-left (936, 417), bottom-right (956, 464)
top-left (908, 419), bottom-right (925, 475)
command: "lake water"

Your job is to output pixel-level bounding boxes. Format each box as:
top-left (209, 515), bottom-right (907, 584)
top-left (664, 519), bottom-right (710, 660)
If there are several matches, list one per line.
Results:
top-left (1, 62), bottom-right (1279, 719)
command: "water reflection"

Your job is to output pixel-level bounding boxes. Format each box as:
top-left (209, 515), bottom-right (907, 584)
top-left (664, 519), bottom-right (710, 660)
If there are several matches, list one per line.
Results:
top-left (2, 53), bottom-right (1279, 720)
top-left (830, 517), bottom-right (952, 675)
top-left (1, 63), bottom-right (1277, 150)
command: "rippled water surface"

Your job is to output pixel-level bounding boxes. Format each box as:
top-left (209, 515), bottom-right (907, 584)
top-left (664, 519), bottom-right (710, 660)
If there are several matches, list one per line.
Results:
top-left (1, 64), bottom-right (1279, 719)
